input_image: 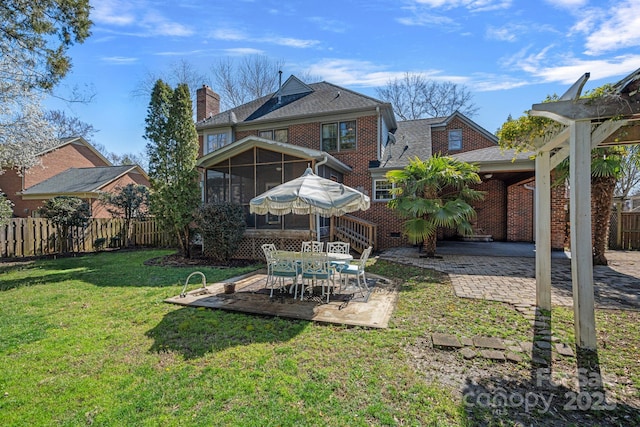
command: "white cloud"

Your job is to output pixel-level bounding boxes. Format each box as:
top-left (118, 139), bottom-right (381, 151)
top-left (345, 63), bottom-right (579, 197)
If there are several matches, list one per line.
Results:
top-left (101, 56), bottom-right (138, 65)
top-left (210, 29), bottom-right (319, 49)
top-left (91, 0), bottom-right (192, 37)
top-left (266, 37), bottom-right (319, 48)
top-left (411, 0), bottom-right (512, 12)
top-left (92, 0), bottom-right (135, 26)
top-left (210, 28), bottom-right (248, 41)
top-left (486, 25), bottom-right (520, 42)
top-left (529, 55), bottom-right (640, 84)
top-left (543, 0), bottom-right (588, 8)
top-left (584, 1), bottom-right (640, 55)
top-left (224, 48), bottom-right (265, 56)
top-left (141, 11), bottom-right (193, 37)
top-left (305, 59), bottom-right (467, 88)
top-left (396, 13), bottom-right (457, 27)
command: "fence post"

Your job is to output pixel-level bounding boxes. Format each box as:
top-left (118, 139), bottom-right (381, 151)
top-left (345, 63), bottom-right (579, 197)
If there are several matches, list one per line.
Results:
top-left (616, 200), bottom-right (622, 249)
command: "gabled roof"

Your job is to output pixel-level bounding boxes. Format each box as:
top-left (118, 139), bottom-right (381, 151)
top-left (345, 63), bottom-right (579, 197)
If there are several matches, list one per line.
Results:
top-left (430, 111), bottom-right (499, 143)
top-left (37, 136), bottom-right (113, 166)
top-left (197, 77), bottom-right (397, 131)
top-left (20, 165), bottom-right (146, 198)
top-left (196, 136), bottom-right (352, 174)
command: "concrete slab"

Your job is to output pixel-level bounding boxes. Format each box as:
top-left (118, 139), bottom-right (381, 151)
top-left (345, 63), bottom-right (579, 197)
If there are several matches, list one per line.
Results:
top-left (432, 333), bottom-right (463, 348)
top-left (473, 336), bottom-right (506, 350)
top-left (164, 271), bottom-right (398, 329)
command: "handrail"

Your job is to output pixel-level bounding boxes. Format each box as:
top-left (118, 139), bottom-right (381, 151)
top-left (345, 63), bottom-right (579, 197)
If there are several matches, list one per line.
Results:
top-left (330, 215), bottom-right (377, 254)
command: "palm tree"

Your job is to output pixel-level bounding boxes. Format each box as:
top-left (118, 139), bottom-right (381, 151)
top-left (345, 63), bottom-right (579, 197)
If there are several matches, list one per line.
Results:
top-left (557, 146), bottom-right (624, 265)
top-left (386, 155), bottom-right (484, 257)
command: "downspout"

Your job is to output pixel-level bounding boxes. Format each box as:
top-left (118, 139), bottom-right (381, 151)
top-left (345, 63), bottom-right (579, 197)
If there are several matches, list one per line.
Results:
top-left (314, 155), bottom-right (329, 240)
top-left (376, 106), bottom-right (381, 160)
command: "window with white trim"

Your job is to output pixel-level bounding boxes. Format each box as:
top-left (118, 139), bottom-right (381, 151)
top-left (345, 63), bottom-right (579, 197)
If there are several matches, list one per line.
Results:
top-left (373, 179), bottom-right (395, 201)
top-left (206, 132), bottom-right (228, 154)
top-left (321, 120), bottom-right (356, 151)
top-left (448, 129), bottom-right (462, 150)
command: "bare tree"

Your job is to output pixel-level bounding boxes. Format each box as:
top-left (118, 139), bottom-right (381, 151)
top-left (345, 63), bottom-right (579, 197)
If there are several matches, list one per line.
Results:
top-left (376, 73), bottom-right (478, 120)
top-left (132, 58), bottom-right (210, 107)
top-left (211, 55), bottom-right (285, 110)
top-left (616, 144), bottom-right (640, 198)
top-left (45, 109), bottom-right (98, 141)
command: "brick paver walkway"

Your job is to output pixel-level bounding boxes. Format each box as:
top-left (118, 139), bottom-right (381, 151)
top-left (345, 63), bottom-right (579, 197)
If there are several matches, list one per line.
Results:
top-left (379, 247), bottom-right (640, 310)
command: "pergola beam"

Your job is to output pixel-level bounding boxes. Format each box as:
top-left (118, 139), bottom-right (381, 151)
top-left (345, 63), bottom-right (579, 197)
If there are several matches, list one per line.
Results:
top-left (531, 97), bottom-right (640, 121)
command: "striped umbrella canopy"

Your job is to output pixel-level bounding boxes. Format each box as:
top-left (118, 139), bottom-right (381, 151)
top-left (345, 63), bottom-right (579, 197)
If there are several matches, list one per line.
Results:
top-left (250, 168), bottom-right (370, 217)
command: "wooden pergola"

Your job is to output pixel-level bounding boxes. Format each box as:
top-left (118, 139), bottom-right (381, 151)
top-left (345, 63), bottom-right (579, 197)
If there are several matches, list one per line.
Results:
top-left (529, 68), bottom-right (640, 350)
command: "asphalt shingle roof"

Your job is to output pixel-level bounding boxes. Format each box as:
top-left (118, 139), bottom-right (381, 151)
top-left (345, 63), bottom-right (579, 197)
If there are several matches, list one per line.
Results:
top-left (197, 81), bottom-right (391, 127)
top-left (452, 146), bottom-right (534, 163)
top-left (379, 119), bottom-right (439, 168)
top-left (21, 165), bottom-right (137, 195)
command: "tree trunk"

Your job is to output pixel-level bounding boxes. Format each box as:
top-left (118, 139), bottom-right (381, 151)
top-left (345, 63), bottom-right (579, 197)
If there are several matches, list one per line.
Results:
top-left (421, 186), bottom-right (439, 257)
top-left (422, 232), bottom-right (437, 257)
top-left (591, 175), bottom-right (616, 266)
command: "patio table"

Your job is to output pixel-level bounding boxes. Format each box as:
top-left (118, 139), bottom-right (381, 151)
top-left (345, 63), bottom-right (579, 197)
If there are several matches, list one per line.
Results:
top-left (272, 250), bottom-right (353, 264)
top-left (271, 250), bottom-right (353, 300)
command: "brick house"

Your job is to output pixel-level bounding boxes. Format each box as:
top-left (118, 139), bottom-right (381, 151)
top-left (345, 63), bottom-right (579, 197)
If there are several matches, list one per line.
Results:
top-left (195, 75), bottom-right (567, 255)
top-left (0, 136), bottom-right (150, 218)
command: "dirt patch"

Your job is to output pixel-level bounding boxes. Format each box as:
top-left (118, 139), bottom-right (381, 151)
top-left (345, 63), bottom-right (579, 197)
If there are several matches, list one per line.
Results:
top-left (143, 253), bottom-right (257, 269)
top-left (407, 334), bottom-right (639, 426)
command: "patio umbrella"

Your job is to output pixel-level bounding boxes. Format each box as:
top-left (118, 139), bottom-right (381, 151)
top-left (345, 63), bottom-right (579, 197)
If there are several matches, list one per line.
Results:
top-left (250, 167), bottom-right (370, 217)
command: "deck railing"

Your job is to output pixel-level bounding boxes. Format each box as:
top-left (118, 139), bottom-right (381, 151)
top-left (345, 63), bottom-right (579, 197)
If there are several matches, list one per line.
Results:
top-left (331, 215), bottom-right (377, 254)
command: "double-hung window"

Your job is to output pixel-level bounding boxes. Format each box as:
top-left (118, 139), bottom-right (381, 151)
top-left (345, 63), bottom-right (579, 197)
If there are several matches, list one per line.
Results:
top-left (448, 129), bottom-right (462, 151)
top-left (373, 179), bottom-right (395, 201)
top-left (321, 120), bottom-right (356, 151)
top-left (206, 132), bottom-right (228, 154)
top-left (259, 128), bottom-right (288, 143)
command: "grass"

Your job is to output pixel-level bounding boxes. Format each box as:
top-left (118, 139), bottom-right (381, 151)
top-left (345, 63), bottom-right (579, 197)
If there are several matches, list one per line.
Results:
top-left (0, 249), bottom-right (638, 426)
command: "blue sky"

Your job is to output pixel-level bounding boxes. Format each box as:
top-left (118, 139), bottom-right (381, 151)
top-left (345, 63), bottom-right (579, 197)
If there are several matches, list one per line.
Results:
top-left (46, 0), bottom-right (640, 159)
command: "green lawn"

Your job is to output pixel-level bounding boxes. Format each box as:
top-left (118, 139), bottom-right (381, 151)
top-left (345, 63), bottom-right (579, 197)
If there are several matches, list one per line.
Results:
top-left (0, 250), bottom-right (637, 426)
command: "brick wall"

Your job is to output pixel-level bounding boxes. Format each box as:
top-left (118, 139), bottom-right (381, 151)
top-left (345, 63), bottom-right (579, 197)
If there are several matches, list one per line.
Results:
top-left (507, 181), bottom-right (534, 242)
top-left (431, 116), bottom-right (497, 155)
top-left (24, 143), bottom-right (109, 188)
top-left (551, 179), bottom-right (568, 250)
top-left (506, 177), bottom-right (567, 250)
top-left (472, 179), bottom-right (507, 240)
top-left (1, 142), bottom-right (111, 218)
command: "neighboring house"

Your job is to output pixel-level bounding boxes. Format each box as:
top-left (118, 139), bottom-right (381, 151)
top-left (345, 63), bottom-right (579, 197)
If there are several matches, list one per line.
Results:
top-left (194, 75), bottom-right (567, 254)
top-left (0, 136), bottom-right (149, 218)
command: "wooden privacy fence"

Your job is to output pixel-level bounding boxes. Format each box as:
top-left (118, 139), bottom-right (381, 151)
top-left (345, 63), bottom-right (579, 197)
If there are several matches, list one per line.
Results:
top-left (1, 218), bottom-right (174, 258)
top-left (609, 211), bottom-right (640, 250)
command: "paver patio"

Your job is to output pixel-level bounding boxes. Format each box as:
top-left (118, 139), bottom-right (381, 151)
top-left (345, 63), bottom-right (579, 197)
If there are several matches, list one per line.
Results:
top-left (379, 244), bottom-right (639, 311)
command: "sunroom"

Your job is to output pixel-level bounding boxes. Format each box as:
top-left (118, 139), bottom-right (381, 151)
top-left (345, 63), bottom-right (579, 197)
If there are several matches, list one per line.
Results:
top-left (196, 136), bottom-right (352, 258)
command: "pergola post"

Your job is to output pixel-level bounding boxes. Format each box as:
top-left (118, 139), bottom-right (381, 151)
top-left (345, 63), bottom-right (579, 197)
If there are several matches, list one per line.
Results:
top-left (535, 150), bottom-right (551, 311)
top-left (569, 120), bottom-right (597, 349)
top-left (528, 69), bottom-right (640, 352)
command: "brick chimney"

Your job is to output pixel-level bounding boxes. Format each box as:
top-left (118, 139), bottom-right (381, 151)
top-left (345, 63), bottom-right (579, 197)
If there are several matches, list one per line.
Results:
top-left (196, 85), bottom-right (220, 122)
